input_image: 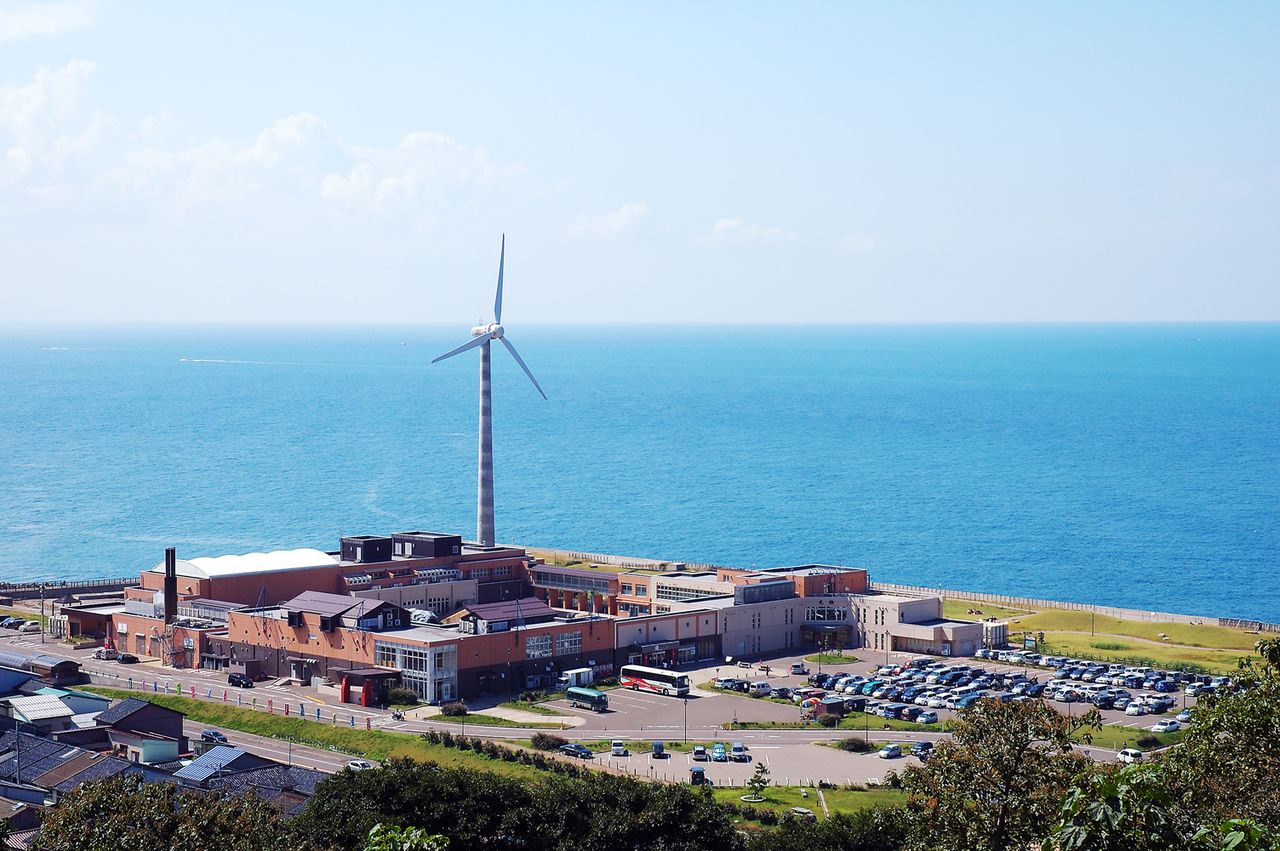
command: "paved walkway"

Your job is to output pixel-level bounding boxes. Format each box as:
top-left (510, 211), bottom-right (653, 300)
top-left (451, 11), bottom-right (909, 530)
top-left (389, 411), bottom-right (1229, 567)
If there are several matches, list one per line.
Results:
top-left (476, 705), bottom-right (585, 727)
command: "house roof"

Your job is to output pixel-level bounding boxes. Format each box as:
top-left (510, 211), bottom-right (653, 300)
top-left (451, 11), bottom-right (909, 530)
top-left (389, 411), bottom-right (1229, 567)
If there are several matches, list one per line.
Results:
top-left (172, 746), bottom-right (255, 782)
top-left (149, 549), bottom-right (338, 580)
top-left (95, 697), bottom-right (180, 727)
top-left (208, 764), bottom-right (326, 797)
top-left (0, 733), bottom-right (81, 782)
top-left (51, 756), bottom-right (135, 793)
top-left (31, 751), bottom-right (105, 788)
top-left (7, 696), bottom-right (72, 722)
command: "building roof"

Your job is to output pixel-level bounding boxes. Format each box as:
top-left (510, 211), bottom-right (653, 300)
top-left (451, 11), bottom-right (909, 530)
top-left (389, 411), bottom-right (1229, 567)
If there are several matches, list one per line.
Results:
top-left (95, 696), bottom-right (180, 727)
top-left (31, 751), bottom-right (105, 788)
top-left (51, 756), bottom-right (135, 793)
top-left (35, 687), bottom-right (109, 704)
top-left (459, 597), bottom-right (554, 623)
top-left (209, 764), bottom-right (326, 797)
top-left (149, 548), bottom-right (338, 580)
top-left (0, 732), bottom-right (80, 782)
top-left (7, 696), bottom-right (73, 722)
top-left (282, 590), bottom-right (383, 618)
top-left (172, 746), bottom-right (246, 782)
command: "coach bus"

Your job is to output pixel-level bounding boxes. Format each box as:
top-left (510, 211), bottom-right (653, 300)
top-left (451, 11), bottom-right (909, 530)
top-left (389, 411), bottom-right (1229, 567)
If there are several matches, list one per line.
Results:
top-left (566, 686), bottom-right (609, 712)
top-left (620, 664), bottom-right (691, 697)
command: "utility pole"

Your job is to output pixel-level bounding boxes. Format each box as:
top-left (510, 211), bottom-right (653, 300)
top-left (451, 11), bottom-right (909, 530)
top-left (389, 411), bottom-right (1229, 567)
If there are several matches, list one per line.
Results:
top-left (39, 584), bottom-right (45, 644)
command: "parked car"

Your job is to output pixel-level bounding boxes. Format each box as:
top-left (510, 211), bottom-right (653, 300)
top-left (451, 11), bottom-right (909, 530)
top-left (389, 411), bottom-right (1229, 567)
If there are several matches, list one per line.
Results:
top-left (1125, 703), bottom-right (1148, 716)
top-left (877, 744), bottom-right (902, 759)
top-left (228, 672), bottom-right (254, 688)
top-left (0, 618), bottom-right (16, 629)
top-left (18, 622), bottom-right (39, 634)
top-left (559, 743), bottom-right (594, 759)
top-left (730, 742), bottom-right (749, 762)
top-left (345, 760), bottom-right (374, 771)
top-left (910, 741), bottom-right (934, 759)
top-left (116, 653), bottom-right (139, 664)
top-left (790, 663), bottom-right (809, 675)
top-left (691, 745), bottom-right (708, 761)
top-left (711, 744), bottom-right (728, 762)
top-left (1175, 709), bottom-right (1194, 723)
top-left (200, 730), bottom-right (228, 744)
top-left (917, 711), bottom-right (939, 724)
top-left (1117, 748), bottom-right (1144, 764)
top-left (1152, 719), bottom-right (1181, 733)
top-left (92, 647), bottom-right (119, 660)
top-left (713, 676), bottom-right (736, 689)
top-left (770, 687), bottom-right (792, 700)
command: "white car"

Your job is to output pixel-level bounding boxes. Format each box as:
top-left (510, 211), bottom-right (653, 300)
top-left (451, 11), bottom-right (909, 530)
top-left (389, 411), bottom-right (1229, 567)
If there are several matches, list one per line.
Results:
top-left (346, 760), bottom-right (374, 771)
top-left (1125, 703), bottom-right (1148, 716)
top-left (927, 695), bottom-right (949, 708)
top-left (916, 710), bottom-right (939, 724)
top-left (1151, 719), bottom-right (1181, 733)
top-left (1117, 748), bottom-right (1144, 764)
top-left (877, 744), bottom-right (902, 759)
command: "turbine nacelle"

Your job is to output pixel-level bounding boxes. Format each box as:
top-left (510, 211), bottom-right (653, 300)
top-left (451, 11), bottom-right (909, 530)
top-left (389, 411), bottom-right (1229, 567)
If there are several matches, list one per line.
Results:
top-left (472, 323), bottom-right (504, 339)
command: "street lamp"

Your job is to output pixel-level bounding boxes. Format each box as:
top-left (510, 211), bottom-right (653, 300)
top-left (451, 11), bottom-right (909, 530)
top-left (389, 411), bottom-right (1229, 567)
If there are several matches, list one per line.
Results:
top-left (682, 696), bottom-right (688, 744)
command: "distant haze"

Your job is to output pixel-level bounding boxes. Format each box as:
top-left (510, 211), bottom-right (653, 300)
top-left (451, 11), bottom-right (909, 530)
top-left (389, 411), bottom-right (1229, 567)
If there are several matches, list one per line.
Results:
top-left (1, 2), bottom-right (1277, 323)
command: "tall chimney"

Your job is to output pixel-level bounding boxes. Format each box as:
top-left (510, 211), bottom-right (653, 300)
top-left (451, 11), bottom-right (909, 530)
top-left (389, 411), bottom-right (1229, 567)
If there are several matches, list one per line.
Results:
top-left (163, 547), bottom-right (178, 624)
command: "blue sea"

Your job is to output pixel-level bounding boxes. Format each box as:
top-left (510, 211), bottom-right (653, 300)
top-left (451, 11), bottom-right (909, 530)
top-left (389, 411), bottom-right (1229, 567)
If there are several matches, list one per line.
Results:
top-left (0, 324), bottom-right (1276, 620)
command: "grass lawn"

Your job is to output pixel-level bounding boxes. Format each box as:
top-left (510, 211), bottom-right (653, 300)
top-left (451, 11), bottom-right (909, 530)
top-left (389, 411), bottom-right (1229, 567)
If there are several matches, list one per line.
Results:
top-left (712, 785), bottom-right (905, 818)
top-left (425, 712), bottom-right (566, 729)
top-left (1013, 610), bottom-right (1260, 651)
top-left (1078, 722), bottom-right (1186, 752)
top-left (941, 599), bottom-right (1034, 621)
top-left (1036, 633), bottom-right (1249, 673)
top-left (497, 700), bottom-right (571, 717)
top-left (804, 653), bottom-right (855, 666)
top-left (83, 687), bottom-right (547, 779)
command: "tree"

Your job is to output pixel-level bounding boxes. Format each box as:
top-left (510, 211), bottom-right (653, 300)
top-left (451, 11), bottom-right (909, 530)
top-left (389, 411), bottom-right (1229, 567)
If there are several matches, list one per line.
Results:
top-left (750, 806), bottom-right (908, 851)
top-left (1049, 763), bottom-right (1185, 851)
top-left (743, 762), bottom-right (771, 802)
top-left (364, 824), bottom-right (448, 851)
top-left (1163, 637), bottom-right (1280, 829)
top-left (33, 774), bottom-right (311, 851)
top-left (898, 698), bottom-right (1100, 851)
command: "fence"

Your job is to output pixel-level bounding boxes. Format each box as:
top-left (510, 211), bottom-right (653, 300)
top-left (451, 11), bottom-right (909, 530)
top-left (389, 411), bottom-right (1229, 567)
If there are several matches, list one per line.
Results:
top-left (868, 581), bottom-right (1280, 632)
top-left (0, 577), bottom-right (137, 600)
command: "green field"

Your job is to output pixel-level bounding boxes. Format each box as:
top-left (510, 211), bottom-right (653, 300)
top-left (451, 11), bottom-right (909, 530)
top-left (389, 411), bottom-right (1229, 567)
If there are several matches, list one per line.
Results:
top-left (712, 784), bottom-right (905, 819)
top-left (1077, 722), bottom-right (1186, 752)
top-left (425, 712), bottom-right (566, 729)
top-left (940, 599), bottom-right (1033, 621)
top-left (497, 699), bottom-right (571, 717)
top-left (83, 687), bottom-right (549, 778)
top-left (804, 653), bottom-right (857, 666)
top-left (1035, 633), bottom-right (1249, 673)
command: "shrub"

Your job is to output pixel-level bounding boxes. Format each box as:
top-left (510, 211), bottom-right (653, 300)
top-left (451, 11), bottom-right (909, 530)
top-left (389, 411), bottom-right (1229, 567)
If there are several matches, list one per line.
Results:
top-left (518, 689), bottom-right (549, 703)
top-left (439, 731), bottom-right (455, 748)
top-left (440, 701), bottom-right (468, 717)
top-left (1136, 734), bottom-right (1161, 748)
top-left (531, 733), bottom-right (569, 751)
top-left (421, 730), bottom-right (441, 745)
top-left (387, 687), bottom-right (420, 706)
top-left (596, 676), bottom-right (619, 687)
top-left (837, 736), bottom-right (872, 752)
top-left (817, 714), bottom-right (840, 728)
top-left (758, 809), bottom-right (778, 826)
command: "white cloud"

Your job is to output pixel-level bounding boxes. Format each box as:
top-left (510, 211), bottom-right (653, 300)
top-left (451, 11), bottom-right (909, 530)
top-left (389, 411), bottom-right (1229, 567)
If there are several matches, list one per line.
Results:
top-left (838, 233), bottom-right (879, 253)
top-left (566, 201), bottom-right (650, 239)
top-left (0, 59), bottom-right (100, 186)
top-left (698, 217), bottom-right (797, 246)
top-left (0, 0), bottom-right (101, 42)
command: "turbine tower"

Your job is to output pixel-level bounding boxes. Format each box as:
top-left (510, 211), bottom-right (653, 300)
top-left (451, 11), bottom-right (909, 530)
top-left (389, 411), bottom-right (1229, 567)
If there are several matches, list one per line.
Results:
top-left (432, 235), bottom-right (545, 547)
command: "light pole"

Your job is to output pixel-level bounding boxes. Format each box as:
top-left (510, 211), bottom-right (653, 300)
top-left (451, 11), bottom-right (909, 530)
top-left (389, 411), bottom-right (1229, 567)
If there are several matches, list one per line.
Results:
top-left (39, 584), bottom-right (45, 644)
top-left (682, 696), bottom-right (688, 744)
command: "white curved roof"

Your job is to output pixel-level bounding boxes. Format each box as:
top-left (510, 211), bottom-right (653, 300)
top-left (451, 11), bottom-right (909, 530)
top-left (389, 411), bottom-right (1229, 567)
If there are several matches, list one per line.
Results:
top-left (149, 548), bottom-right (338, 579)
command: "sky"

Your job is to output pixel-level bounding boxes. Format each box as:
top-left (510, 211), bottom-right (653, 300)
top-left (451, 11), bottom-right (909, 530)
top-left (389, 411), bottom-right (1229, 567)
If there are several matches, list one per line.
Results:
top-left (1, 1), bottom-right (1277, 324)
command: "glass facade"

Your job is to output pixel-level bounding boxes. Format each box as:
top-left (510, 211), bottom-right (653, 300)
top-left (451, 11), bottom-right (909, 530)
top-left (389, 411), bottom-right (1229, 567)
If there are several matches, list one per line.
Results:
top-left (556, 630), bottom-right (582, 656)
top-left (531, 569), bottom-right (612, 595)
top-left (655, 583), bottom-right (726, 602)
top-left (374, 640), bottom-right (457, 702)
top-left (526, 634), bottom-right (552, 658)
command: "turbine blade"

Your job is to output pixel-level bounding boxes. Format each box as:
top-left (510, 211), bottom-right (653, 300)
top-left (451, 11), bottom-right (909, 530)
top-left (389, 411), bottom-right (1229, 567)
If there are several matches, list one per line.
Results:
top-left (499, 336), bottom-right (547, 399)
top-left (431, 333), bottom-right (490, 363)
top-left (494, 234), bottom-right (505, 324)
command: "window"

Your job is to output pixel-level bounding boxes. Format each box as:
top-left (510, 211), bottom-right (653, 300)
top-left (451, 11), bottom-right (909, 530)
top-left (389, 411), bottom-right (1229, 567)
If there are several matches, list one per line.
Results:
top-left (621, 583), bottom-right (634, 595)
top-left (634, 584), bottom-right (647, 597)
top-left (805, 606), bottom-right (847, 623)
top-left (527, 634), bottom-right (552, 659)
top-left (556, 630), bottom-right (582, 656)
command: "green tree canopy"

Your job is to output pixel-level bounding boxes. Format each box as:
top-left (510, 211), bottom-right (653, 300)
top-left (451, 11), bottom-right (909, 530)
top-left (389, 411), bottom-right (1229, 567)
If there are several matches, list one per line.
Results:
top-left (898, 698), bottom-right (1100, 851)
top-left (33, 774), bottom-right (311, 851)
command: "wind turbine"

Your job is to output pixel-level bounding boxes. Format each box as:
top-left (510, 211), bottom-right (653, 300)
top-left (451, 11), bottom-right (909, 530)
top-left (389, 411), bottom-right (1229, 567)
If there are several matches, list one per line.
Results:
top-left (432, 235), bottom-right (545, 547)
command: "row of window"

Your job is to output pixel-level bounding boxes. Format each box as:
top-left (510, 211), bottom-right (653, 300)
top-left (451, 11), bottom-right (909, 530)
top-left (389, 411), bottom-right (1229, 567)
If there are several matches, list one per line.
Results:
top-left (619, 583), bottom-right (648, 597)
top-left (654, 584), bottom-right (724, 602)
top-left (526, 630), bottom-right (584, 659)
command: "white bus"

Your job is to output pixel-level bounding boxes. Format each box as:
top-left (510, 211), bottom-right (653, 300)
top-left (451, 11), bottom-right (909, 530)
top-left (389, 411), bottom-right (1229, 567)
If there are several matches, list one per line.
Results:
top-left (620, 664), bottom-right (691, 697)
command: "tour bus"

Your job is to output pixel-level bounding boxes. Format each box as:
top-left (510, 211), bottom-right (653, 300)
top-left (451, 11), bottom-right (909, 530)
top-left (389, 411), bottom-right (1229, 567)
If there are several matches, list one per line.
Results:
top-left (566, 686), bottom-right (609, 712)
top-left (619, 664), bottom-right (691, 697)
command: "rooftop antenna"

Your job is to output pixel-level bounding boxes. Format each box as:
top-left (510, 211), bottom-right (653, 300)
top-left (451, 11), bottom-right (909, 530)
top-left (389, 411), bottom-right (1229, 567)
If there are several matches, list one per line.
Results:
top-left (432, 235), bottom-right (546, 547)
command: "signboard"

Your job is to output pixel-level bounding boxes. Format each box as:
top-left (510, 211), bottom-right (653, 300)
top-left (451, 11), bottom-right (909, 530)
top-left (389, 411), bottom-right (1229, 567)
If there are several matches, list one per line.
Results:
top-left (940, 644), bottom-right (952, 656)
top-left (1023, 636), bottom-right (1038, 650)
